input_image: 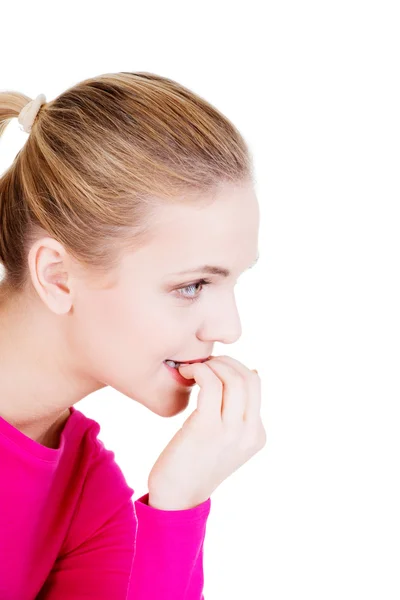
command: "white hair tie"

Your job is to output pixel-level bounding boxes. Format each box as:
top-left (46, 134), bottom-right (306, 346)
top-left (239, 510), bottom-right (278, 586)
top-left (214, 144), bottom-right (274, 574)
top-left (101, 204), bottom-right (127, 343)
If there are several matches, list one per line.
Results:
top-left (18, 93), bottom-right (47, 133)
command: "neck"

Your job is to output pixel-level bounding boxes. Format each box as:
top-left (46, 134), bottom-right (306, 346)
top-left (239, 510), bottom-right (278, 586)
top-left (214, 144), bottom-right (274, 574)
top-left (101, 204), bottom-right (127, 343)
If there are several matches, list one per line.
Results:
top-left (0, 287), bottom-right (104, 446)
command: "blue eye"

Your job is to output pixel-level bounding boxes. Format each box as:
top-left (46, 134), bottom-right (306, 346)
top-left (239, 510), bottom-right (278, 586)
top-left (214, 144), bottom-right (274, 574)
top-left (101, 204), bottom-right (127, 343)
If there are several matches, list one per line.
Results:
top-left (176, 279), bottom-right (212, 303)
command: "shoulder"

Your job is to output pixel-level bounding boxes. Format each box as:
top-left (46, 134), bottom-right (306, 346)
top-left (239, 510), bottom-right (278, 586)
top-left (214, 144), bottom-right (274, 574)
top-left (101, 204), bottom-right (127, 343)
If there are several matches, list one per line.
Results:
top-left (60, 411), bottom-right (136, 556)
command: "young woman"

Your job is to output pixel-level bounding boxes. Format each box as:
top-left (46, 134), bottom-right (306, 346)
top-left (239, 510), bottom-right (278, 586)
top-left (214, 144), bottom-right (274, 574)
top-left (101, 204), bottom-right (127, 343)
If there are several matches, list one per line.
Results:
top-left (0, 72), bottom-right (266, 599)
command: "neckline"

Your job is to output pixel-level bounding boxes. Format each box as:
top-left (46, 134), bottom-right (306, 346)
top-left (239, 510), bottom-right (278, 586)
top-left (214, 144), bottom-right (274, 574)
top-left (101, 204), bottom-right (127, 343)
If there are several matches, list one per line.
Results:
top-left (0, 406), bottom-right (79, 462)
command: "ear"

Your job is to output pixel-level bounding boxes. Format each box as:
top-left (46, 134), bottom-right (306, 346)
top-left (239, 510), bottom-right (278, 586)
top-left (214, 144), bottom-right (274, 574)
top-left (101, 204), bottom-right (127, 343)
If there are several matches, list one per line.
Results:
top-left (28, 237), bottom-right (74, 315)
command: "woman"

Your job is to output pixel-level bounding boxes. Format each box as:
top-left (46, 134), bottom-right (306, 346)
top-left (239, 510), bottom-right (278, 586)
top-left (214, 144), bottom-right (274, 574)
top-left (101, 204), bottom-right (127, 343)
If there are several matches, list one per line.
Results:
top-left (0, 72), bottom-right (266, 599)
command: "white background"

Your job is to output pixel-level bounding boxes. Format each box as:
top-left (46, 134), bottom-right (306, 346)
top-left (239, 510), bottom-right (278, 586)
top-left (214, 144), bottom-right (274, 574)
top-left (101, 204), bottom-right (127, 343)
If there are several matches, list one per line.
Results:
top-left (1, 1), bottom-right (399, 598)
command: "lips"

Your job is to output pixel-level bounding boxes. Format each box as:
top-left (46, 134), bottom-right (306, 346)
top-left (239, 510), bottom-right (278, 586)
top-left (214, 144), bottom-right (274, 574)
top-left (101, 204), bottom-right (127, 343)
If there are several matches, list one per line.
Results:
top-left (166, 357), bottom-right (211, 365)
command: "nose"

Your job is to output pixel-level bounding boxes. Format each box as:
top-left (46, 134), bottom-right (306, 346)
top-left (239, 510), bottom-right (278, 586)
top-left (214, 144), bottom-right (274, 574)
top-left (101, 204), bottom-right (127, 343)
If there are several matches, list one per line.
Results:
top-left (198, 292), bottom-right (242, 345)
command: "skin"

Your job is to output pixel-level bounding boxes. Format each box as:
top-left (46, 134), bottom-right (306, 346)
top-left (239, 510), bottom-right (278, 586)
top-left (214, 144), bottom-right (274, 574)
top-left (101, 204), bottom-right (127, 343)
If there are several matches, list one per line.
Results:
top-left (0, 180), bottom-right (260, 449)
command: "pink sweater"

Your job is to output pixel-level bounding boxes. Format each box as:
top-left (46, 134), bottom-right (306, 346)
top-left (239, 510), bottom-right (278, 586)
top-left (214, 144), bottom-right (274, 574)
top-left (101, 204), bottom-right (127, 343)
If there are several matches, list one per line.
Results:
top-left (0, 405), bottom-right (211, 599)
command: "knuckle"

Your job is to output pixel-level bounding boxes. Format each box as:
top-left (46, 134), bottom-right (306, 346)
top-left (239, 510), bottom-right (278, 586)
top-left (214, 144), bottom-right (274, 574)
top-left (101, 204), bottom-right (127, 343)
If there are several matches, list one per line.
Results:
top-left (250, 373), bottom-right (261, 388)
top-left (242, 424), bottom-right (267, 452)
top-left (240, 431), bottom-right (259, 452)
top-left (259, 429), bottom-right (267, 448)
top-left (239, 437), bottom-right (254, 454)
top-left (209, 360), bottom-right (244, 384)
top-left (231, 371), bottom-right (244, 386)
top-left (258, 425), bottom-right (267, 449)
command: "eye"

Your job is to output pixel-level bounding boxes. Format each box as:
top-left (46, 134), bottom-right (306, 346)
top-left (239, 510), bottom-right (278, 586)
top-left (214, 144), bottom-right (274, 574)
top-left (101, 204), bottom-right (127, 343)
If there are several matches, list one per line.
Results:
top-left (175, 279), bottom-right (212, 303)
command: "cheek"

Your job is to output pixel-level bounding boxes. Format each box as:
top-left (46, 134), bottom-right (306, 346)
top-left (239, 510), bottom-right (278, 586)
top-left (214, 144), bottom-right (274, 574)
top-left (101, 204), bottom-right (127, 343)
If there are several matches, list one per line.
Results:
top-left (69, 287), bottom-right (171, 375)
top-left (67, 286), bottom-right (197, 411)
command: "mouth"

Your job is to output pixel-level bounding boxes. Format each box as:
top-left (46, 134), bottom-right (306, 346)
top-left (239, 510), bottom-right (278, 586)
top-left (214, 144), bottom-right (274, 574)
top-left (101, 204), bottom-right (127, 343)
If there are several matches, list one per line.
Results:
top-left (163, 360), bottom-right (198, 386)
top-left (163, 357), bottom-right (211, 369)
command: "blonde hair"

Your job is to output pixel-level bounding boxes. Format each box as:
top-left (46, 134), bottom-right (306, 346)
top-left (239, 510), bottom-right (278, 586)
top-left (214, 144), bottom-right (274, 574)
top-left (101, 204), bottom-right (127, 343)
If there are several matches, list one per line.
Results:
top-left (0, 72), bottom-right (254, 295)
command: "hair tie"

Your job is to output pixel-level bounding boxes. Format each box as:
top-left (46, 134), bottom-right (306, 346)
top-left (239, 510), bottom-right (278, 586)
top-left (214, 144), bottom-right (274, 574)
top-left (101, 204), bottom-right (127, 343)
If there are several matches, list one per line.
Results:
top-left (18, 93), bottom-right (47, 133)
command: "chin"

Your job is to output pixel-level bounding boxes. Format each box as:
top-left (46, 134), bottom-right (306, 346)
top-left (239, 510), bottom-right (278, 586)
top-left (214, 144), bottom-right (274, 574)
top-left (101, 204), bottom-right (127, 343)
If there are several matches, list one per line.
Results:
top-left (153, 400), bottom-right (189, 418)
top-left (111, 379), bottom-right (192, 418)
top-left (147, 390), bottom-right (192, 418)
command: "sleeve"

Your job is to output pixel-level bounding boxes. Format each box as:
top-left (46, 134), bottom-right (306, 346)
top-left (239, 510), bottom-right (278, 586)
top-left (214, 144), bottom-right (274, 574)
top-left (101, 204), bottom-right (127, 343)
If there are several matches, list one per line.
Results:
top-left (127, 492), bottom-right (211, 600)
top-left (36, 436), bottom-right (211, 599)
top-left (36, 493), bottom-right (211, 600)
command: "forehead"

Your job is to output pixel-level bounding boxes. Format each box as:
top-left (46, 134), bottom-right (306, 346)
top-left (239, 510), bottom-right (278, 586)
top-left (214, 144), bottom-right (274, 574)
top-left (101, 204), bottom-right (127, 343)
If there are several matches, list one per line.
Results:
top-left (117, 182), bottom-right (260, 279)
top-left (151, 182), bottom-right (259, 247)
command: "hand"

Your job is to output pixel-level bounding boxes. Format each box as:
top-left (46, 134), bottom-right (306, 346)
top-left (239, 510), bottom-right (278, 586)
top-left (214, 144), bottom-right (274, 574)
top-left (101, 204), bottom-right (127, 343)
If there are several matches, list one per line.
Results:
top-left (147, 355), bottom-right (267, 511)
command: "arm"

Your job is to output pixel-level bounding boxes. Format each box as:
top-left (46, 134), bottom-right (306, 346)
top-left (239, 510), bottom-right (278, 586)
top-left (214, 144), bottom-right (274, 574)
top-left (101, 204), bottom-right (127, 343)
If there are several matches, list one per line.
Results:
top-left (128, 492), bottom-right (211, 599)
top-left (36, 492), bottom-right (211, 599)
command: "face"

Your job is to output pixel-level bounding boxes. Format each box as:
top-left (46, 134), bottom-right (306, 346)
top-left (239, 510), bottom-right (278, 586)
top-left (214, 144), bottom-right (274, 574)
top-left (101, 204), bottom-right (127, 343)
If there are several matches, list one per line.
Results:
top-left (66, 180), bottom-right (260, 417)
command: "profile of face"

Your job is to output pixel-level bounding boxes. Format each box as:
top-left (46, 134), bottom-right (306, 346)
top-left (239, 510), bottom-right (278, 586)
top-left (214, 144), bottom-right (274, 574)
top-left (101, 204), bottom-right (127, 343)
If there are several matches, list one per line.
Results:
top-left (40, 180), bottom-right (260, 418)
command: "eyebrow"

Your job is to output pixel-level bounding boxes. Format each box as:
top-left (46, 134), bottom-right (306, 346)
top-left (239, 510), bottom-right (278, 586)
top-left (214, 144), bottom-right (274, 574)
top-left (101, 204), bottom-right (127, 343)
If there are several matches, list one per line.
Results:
top-left (172, 253), bottom-right (260, 278)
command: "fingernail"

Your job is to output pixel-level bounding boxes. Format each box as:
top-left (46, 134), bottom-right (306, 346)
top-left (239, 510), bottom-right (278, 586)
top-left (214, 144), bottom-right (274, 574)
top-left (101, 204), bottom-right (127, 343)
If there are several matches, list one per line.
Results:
top-left (252, 369), bottom-right (258, 374)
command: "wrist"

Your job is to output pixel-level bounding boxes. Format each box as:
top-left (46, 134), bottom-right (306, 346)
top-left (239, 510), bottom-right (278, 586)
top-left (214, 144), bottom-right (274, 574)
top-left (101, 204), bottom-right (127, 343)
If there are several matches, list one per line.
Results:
top-left (148, 494), bottom-right (188, 511)
top-left (148, 492), bottom-right (204, 511)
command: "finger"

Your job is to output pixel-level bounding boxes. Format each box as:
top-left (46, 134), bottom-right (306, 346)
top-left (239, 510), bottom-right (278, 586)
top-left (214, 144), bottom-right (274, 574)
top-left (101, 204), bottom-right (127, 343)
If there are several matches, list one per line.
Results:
top-left (199, 358), bottom-right (246, 428)
top-left (212, 356), bottom-right (262, 428)
top-left (178, 362), bottom-right (223, 422)
top-left (210, 354), bottom-right (257, 379)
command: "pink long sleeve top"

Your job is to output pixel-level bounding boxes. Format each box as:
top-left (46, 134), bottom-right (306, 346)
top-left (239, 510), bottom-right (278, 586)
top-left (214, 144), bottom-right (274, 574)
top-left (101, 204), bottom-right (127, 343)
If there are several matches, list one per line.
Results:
top-left (0, 405), bottom-right (211, 599)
